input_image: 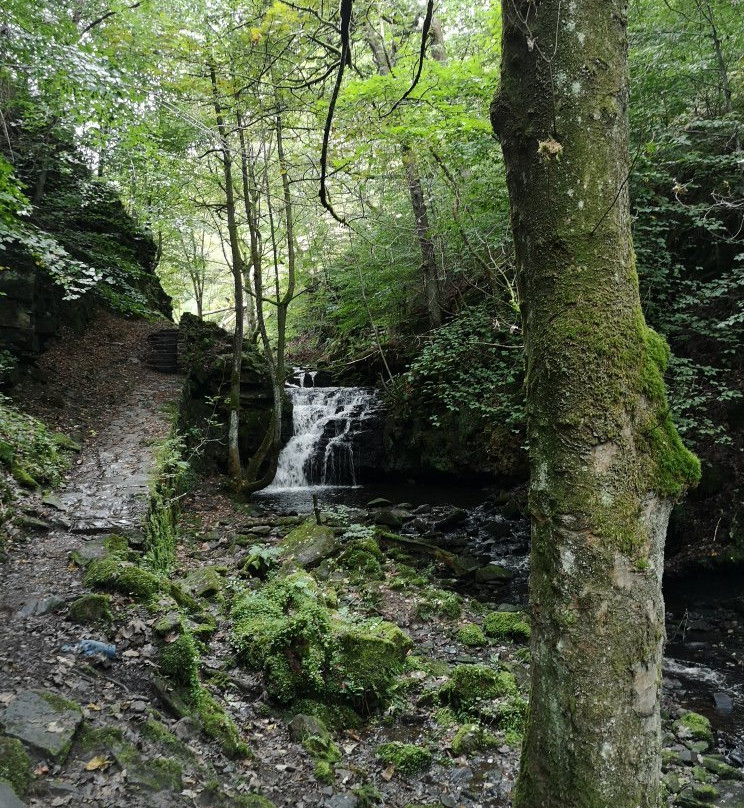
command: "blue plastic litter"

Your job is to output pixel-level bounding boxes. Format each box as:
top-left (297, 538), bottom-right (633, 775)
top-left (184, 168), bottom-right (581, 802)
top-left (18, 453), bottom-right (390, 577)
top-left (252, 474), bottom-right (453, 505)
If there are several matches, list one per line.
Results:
top-left (62, 640), bottom-right (117, 658)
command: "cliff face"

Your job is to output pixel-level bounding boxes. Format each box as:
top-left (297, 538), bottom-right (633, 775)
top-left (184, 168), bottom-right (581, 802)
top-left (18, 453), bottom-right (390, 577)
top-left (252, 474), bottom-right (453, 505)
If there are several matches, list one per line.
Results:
top-left (0, 147), bottom-right (171, 367)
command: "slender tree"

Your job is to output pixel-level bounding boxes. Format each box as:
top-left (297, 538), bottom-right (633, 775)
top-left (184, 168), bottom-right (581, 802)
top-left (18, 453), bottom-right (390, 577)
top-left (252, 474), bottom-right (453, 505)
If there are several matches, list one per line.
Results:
top-left (490, 0), bottom-right (700, 805)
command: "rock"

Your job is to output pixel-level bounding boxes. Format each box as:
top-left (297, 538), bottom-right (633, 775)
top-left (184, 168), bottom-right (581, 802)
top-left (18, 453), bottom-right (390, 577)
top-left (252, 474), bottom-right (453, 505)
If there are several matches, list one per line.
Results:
top-left (154, 611), bottom-right (181, 636)
top-left (248, 525), bottom-right (273, 536)
top-left (674, 712), bottom-right (713, 747)
top-left (15, 516), bottom-right (50, 532)
top-left (0, 783), bottom-right (27, 808)
top-left (434, 508), bottom-right (469, 532)
top-left (474, 563), bottom-right (514, 582)
top-left (183, 566), bottom-right (223, 598)
top-left (701, 756), bottom-right (744, 780)
top-left (278, 520), bottom-right (338, 568)
top-left (374, 510), bottom-right (403, 528)
top-left (367, 498), bottom-right (392, 508)
top-left (41, 493), bottom-right (64, 510)
top-left (0, 690), bottom-right (82, 762)
top-left (66, 594), bottom-right (112, 626)
top-left (289, 714), bottom-right (330, 743)
top-left (482, 519), bottom-right (512, 540)
top-left (713, 692), bottom-right (733, 714)
top-left (452, 554), bottom-right (481, 576)
top-left (68, 538), bottom-right (108, 567)
top-left (174, 717), bottom-right (200, 741)
top-left (17, 596), bottom-right (66, 618)
top-left (326, 795), bottom-right (359, 808)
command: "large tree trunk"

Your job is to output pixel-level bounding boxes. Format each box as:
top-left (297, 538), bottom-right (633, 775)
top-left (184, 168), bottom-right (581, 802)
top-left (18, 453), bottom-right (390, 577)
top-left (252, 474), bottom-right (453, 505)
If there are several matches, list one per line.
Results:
top-left (490, 1), bottom-right (700, 806)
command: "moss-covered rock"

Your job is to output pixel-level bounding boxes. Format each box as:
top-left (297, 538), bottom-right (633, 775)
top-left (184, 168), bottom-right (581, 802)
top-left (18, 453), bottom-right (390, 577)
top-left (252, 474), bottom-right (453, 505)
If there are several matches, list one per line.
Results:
top-left (456, 623), bottom-right (487, 647)
top-left (67, 594), bottom-right (113, 626)
top-left (231, 572), bottom-right (410, 707)
top-left (193, 691), bottom-right (249, 758)
top-left (279, 520), bottom-right (338, 568)
top-left (674, 712), bottom-right (713, 746)
top-left (414, 589), bottom-right (461, 620)
top-left (84, 557), bottom-right (162, 600)
top-left (483, 610), bottom-right (531, 641)
top-left (182, 566), bottom-right (224, 598)
top-left (0, 736), bottom-right (32, 796)
top-left (451, 723), bottom-right (499, 756)
top-left (440, 664), bottom-right (517, 711)
top-left (376, 742), bottom-right (432, 775)
top-left (159, 632), bottom-right (199, 690)
top-left (234, 795), bottom-right (278, 808)
top-left (337, 538), bottom-right (384, 580)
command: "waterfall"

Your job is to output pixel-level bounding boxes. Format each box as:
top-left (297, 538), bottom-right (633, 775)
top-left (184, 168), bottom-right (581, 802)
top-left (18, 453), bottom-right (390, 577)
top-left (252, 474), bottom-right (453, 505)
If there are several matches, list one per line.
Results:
top-left (268, 372), bottom-right (379, 490)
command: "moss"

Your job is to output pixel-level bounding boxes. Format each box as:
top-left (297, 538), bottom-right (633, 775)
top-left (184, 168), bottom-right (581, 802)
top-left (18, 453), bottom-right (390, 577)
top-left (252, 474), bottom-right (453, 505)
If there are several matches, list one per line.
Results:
top-left (441, 664), bottom-right (517, 712)
top-left (194, 691), bottom-right (250, 758)
top-left (483, 611), bottom-right (531, 641)
top-left (78, 724), bottom-right (124, 751)
top-left (337, 539), bottom-right (384, 580)
top-left (674, 712), bottom-right (713, 745)
top-left (433, 707), bottom-right (458, 728)
top-left (314, 759), bottom-right (335, 782)
top-left (67, 594), bottom-right (113, 626)
top-left (40, 691), bottom-right (80, 714)
top-left (414, 589), bottom-right (461, 620)
top-left (11, 463), bottom-right (38, 488)
top-left (232, 573), bottom-right (410, 707)
top-left (84, 557), bottom-right (162, 600)
top-left (160, 632), bottom-right (200, 690)
top-left (141, 719), bottom-right (195, 760)
top-left (103, 534), bottom-right (129, 558)
top-left (691, 783), bottom-right (719, 802)
top-left (457, 623), bottom-right (487, 647)
top-left (290, 699), bottom-right (362, 731)
top-left (0, 736), bottom-right (32, 796)
top-left (353, 784), bottom-right (382, 808)
top-left (234, 796), bottom-right (278, 808)
top-left (376, 742), bottom-right (432, 775)
top-left (451, 723), bottom-right (499, 756)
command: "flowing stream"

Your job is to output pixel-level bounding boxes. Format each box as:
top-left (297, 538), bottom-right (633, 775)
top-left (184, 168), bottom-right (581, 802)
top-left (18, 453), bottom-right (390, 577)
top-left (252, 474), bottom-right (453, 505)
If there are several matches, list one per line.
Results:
top-left (266, 370), bottom-right (379, 491)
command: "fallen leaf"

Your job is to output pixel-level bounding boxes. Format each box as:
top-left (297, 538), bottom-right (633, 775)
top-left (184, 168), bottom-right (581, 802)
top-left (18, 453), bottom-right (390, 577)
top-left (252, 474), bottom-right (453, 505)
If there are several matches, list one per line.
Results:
top-left (85, 755), bottom-right (109, 771)
top-left (87, 703), bottom-right (102, 711)
top-left (381, 764), bottom-right (395, 781)
top-left (34, 763), bottom-right (49, 776)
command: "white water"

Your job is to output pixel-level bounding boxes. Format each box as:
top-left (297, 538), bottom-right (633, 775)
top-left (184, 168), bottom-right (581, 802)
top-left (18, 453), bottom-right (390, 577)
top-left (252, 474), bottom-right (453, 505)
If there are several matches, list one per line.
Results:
top-left (268, 375), bottom-right (378, 490)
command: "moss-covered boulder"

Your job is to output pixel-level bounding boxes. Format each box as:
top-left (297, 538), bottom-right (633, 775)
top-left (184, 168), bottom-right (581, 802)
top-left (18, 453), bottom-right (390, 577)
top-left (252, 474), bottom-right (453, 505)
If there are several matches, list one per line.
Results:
top-left (231, 572), bottom-right (410, 707)
top-left (483, 610), bottom-right (531, 641)
top-left (159, 632), bottom-right (199, 690)
top-left (0, 736), bottom-right (32, 796)
top-left (67, 594), bottom-right (113, 626)
top-left (279, 520), bottom-right (338, 568)
top-left (0, 691), bottom-right (82, 762)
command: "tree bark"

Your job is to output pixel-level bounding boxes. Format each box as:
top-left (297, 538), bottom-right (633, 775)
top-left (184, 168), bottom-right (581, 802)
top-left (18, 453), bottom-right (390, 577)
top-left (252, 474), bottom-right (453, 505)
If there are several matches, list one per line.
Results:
top-left (490, 0), bottom-right (700, 806)
top-left (209, 61), bottom-right (245, 487)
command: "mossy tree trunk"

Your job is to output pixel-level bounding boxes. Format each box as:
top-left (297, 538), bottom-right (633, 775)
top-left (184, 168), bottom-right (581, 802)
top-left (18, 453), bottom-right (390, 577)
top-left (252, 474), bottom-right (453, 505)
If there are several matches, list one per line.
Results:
top-left (490, 0), bottom-right (700, 806)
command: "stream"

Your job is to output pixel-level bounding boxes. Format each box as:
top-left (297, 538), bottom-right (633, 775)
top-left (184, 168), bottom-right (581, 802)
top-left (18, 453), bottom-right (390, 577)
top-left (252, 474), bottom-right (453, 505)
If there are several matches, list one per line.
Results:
top-left (257, 376), bottom-right (744, 766)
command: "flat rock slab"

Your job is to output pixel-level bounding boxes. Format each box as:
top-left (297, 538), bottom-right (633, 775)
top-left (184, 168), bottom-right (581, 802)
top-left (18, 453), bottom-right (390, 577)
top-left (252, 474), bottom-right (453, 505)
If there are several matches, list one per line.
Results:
top-left (0, 783), bottom-right (27, 808)
top-left (0, 690), bottom-right (82, 761)
top-left (16, 596), bottom-right (66, 618)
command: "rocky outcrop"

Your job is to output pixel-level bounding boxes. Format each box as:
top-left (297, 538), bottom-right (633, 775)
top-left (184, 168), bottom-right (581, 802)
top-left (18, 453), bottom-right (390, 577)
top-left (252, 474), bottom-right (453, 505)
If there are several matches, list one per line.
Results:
top-left (178, 314), bottom-right (289, 475)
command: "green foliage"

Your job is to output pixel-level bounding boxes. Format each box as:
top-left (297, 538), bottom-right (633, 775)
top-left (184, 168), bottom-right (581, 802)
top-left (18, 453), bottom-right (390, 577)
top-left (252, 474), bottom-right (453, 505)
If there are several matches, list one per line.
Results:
top-left (397, 303), bottom-right (524, 430)
top-left (0, 396), bottom-right (71, 487)
top-left (376, 742), bottom-right (432, 775)
top-left (160, 632), bottom-right (200, 690)
top-left (414, 589), bottom-right (462, 621)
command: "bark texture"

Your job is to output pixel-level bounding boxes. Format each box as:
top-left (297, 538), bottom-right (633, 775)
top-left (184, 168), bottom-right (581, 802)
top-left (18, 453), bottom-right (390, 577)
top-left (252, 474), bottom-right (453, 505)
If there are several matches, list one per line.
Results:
top-left (490, 0), bottom-right (700, 806)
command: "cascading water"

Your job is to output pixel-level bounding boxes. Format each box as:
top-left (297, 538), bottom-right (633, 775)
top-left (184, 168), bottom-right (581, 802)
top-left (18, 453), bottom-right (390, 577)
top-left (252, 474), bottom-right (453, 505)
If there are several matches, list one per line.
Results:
top-left (267, 370), bottom-right (379, 490)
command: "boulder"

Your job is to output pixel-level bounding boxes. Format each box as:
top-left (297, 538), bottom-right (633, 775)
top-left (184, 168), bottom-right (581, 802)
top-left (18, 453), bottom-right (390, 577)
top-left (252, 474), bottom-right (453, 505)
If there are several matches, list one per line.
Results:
top-left (0, 783), bottom-right (27, 808)
top-left (0, 691), bottom-right (82, 762)
top-left (278, 520), bottom-right (338, 568)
